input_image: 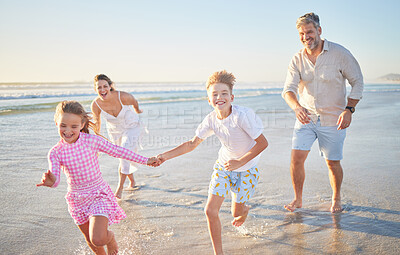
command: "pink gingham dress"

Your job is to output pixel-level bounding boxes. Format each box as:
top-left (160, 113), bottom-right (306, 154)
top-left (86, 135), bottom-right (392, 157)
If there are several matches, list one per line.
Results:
top-left (48, 132), bottom-right (148, 225)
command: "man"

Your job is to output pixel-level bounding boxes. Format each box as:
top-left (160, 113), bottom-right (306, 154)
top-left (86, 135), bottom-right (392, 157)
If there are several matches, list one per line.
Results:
top-left (282, 13), bottom-right (364, 213)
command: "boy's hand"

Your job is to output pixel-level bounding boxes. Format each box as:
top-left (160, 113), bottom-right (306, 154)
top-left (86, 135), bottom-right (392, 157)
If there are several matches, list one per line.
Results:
top-left (224, 160), bottom-right (243, 171)
top-left (147, 157), bottom-right (161, 167)
top-left (36, 170), bottom-right (56, 187)
top-left (156, 154), bottom-right (167, 164)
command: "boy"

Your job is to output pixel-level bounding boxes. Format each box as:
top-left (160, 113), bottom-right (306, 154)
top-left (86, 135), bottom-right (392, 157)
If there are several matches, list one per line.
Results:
top-left (157, 70), bottom-right (268, 255)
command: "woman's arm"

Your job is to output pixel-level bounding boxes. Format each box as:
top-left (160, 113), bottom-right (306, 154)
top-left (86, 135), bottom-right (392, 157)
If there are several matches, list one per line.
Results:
top-left (121, 91), bottom-right (143, 114)
top-left (91, 100), bottom-right (102, 134)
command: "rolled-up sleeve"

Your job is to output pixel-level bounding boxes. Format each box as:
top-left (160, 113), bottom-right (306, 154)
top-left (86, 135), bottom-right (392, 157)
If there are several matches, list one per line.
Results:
top-left (342, 50), bottom-right (364, 100)
top-left (282, 56), bottom-right (301, 98)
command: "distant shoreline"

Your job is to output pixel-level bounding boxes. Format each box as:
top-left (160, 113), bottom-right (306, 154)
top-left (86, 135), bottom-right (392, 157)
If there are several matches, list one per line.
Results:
top-left (1, 81), bottom-right (399, 86)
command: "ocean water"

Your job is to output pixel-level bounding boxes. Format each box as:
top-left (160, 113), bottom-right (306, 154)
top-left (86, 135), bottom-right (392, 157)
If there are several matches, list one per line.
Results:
top-left (0, 82), bottom-right (399, 254)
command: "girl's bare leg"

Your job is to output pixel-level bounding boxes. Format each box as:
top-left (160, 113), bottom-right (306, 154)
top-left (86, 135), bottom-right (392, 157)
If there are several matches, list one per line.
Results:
top-left (89, 216), bottom-right (119, 255)
top-left (78, 222), bottom-right (106, 255)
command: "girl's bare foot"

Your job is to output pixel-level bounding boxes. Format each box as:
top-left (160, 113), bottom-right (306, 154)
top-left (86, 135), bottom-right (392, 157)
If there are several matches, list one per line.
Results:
top-left (107, 231), bottom-right (118, 255)
top-left (232, 205), bottom-right (249, 227)
top-left (284, 199), bottom-right (302, 212)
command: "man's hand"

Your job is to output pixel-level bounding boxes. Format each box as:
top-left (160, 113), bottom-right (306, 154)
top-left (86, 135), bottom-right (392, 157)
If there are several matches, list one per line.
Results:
top-left (294, 106), bottom-right (311, 124)
top-left (336, 110), bottom-right (352, 130)
top-left (36, 170), bottom-right (56, 187)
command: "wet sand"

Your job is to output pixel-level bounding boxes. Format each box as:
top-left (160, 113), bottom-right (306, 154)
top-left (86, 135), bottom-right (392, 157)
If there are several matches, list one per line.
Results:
top-left (1, 92), bottom-right (399, 254)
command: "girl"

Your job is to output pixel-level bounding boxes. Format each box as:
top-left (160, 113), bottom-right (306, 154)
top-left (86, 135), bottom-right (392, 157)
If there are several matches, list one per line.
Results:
top-left (91, 74), bottom-right (143, 199)
top-left (37, 100), bottom-right (158, 255)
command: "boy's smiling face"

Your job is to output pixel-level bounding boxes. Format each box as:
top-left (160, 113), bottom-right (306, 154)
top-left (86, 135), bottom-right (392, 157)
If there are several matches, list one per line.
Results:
top-left (207, 83), bottom-right (234, 113)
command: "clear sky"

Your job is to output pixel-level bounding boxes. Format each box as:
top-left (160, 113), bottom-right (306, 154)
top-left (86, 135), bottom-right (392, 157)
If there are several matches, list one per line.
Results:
top-left (1, 0), bottom-right (399, 83)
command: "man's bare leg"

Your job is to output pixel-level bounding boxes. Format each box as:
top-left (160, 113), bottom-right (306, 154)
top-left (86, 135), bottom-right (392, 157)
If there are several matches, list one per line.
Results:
top-left (326, 159), bottom-right (343, 213)
top-left (284, 149), bottom-right (309, 212)
top-left (231, 201), bottom-right (250, 227)
top-left (204, 194), bottom-right (225, 255)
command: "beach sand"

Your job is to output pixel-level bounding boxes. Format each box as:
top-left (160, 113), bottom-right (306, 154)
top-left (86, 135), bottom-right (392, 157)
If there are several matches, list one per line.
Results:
top-left (1, 91), bottom-right (399, 254)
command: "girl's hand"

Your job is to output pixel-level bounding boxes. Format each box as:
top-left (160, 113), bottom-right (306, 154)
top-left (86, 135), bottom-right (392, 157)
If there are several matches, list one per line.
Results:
top-left (224, 160), bottom-right (243, 171)
top-left (36, 170), bottom-right (56, 187)
top-left (135, 109), bottom-right (143, 114)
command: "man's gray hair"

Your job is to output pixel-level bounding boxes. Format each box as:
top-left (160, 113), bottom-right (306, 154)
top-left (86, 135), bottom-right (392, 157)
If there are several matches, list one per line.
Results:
top-left (296, 12), bottom-right (320, 29)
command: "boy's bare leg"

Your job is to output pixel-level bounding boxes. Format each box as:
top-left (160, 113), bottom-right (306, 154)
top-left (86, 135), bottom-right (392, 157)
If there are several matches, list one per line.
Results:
top-left (78, 222), bottom-right (106, 255)
top-left (231, 202), bottom-right (250, 227)
top-left (89, 216), bottom-right (119, 255)
top-left (204, 194), bottom-right (225, 255)
top-left (284, 149), bottom-right (309, 212)
top-left (326, 159), bottom-right (343, 213)
top-left (115, 167), bottom-right (126, 199)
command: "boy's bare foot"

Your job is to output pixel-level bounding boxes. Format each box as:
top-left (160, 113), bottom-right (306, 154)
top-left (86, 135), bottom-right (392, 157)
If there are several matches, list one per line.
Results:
top-left (114, 187), bottom-right (123, 199)
top-left (232, 205), bottom-right (249, 227)
top-left (107, 231), bottom-right (119, 255)
top-left (284, 199), bottom-right (302, 212)
top-left (331, 198), bottom-right (343, 213)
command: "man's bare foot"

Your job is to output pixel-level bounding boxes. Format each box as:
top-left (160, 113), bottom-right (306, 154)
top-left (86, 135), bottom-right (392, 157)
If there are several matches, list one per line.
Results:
top-left (107, 231), bottom-right (118, 255)
top-left (232, 205), bottom-right (250, 227)
top-left (284, 199), bottom-right (302, 212)
top-left (331, 199), bottom-right (343, 213)
top-left (114, 187), bottom-right (123, 199)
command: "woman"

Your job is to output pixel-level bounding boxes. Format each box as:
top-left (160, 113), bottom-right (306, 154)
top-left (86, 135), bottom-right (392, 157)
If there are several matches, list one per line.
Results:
top-left (91, 74), bottom-right (143, 199)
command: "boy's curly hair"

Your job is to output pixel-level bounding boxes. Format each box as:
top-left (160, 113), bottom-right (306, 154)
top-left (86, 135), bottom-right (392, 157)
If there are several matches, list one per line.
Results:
top-left (206, 70), bottom-right (236, 92)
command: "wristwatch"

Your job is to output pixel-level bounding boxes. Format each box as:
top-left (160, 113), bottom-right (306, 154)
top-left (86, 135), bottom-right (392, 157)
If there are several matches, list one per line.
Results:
top-left (345, 106), bottom-right (355, 113)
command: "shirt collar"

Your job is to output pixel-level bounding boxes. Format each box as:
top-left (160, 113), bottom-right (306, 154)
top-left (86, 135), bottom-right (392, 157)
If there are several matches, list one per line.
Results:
top-left (322, 38), bottom-right (329, 52)
top-left (301, 38), bottom-right (330, 55)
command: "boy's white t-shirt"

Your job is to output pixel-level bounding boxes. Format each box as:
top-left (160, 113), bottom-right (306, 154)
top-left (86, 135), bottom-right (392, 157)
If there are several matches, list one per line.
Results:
top-left (195, 104), bottom-right (264, 172)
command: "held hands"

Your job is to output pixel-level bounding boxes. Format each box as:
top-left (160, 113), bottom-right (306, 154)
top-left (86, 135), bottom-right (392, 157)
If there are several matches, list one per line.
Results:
top-left (156, 154), bottom-right (167, 164)
top-left (147, 157), bottom-right (162, 167)
top-left (224, 160), bottom-right (243, 172)
top-left (146, 154), bottom-right (167, 167)
top-left (294, 106), bottom-right (311, 124)
top-left (36, 170), bottom-right (56, 187)
top-left (336, 110), bottom-right (352, 130)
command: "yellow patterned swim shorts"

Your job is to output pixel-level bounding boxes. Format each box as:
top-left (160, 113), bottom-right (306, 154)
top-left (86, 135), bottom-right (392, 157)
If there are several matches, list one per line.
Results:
top-left (208, 161), bottom-right (260, 203)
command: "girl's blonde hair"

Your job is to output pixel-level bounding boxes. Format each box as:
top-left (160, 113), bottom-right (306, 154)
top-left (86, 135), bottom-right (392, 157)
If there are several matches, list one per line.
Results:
top-left (206, 70), bottom-right (236, 92)
top-left (94, 74), bottom-right (116, 91)
top-left (54, 100), bottom-right (97, 134)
